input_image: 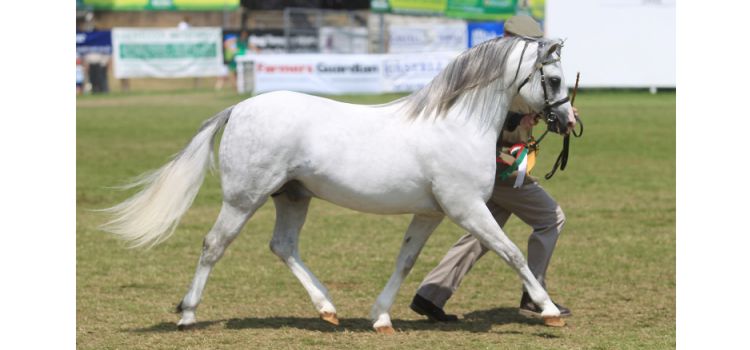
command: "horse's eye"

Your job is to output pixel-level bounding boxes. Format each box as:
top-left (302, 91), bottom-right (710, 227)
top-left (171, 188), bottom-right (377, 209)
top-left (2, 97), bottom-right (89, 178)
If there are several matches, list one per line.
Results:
top-left (549, 77), bottom-right (561, 89)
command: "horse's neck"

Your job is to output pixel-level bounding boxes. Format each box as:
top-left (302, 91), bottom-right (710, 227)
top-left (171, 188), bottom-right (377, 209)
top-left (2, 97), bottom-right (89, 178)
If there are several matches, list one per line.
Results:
top-left (443, 87), bottom-right (513, 142)
top-left (381, 84), bottom-right (513, 144)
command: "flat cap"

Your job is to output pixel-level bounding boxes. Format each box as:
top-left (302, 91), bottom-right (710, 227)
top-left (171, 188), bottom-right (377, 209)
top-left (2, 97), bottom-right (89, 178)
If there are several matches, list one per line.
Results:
top-left (504, 15), bottom-right (544, 38)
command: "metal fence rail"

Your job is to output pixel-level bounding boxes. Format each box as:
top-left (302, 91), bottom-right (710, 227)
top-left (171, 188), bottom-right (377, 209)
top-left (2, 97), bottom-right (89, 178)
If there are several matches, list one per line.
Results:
top-left (283, 7), bottom-right (369, 53)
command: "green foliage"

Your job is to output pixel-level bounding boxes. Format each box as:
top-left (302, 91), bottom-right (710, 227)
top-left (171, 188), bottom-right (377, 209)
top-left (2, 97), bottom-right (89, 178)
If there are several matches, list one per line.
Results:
top-left (77, 90), bottom-right (675, 349)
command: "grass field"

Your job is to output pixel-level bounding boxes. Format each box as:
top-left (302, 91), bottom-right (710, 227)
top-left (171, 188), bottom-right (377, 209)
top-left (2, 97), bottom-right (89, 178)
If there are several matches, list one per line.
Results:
top-left (77, 89), bottom-right (675, 349)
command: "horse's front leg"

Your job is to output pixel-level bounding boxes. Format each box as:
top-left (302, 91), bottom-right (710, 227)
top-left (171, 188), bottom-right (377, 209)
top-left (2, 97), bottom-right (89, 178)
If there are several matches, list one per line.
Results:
top-left (370, 214), bottom-right (444, 334)
top-left (437, 196), bottom-right (565, 327)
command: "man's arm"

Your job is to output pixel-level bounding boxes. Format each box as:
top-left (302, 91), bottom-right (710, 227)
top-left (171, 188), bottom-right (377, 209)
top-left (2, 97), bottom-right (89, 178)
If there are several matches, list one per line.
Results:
top-left (504, 112), bottom-right (526, 132)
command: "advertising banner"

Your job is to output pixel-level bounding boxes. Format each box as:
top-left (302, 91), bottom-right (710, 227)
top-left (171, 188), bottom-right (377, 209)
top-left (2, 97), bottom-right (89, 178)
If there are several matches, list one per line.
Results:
top-left (446, 0), bottom-right (517, 20)
top-left (112, 27), bottom-right (224, 78)
top-left (248, 54), bottom-right (383, 94)
top-left (76, 31), bottom-right (112, 55)
top-left (467, 22), bottom-right (503, 47)
top-left (381, 52), bottom-right (458, 92)
top-left (82, 0), bottom-right (239, 11)
top-left (243, 29), bottom-right (318, 54)
top-left (371, 0), bottom-right (446, 14)
top-left (223, 29), bottom-right (321, 67)
top-left (372, 0), bottom-right (544, 21)
top-left (388, 23), bottom-right (467, 53)
top-left (238, 52), bottom-right (460, 94)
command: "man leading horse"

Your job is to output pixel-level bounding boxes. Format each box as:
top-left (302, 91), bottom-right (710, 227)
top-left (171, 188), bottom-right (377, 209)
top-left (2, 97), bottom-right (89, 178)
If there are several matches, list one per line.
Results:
top-left (410, 14), bottom-right (577, 324)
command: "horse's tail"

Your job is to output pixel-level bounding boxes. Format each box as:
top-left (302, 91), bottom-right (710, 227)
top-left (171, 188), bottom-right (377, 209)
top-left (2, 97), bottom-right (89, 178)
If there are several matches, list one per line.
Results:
top-left (100, 106), bottom-right (234, 249)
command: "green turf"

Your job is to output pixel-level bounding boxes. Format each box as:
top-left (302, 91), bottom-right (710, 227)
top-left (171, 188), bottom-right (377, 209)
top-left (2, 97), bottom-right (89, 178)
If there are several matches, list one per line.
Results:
top-left (77, 90), bottom-right (675, 349)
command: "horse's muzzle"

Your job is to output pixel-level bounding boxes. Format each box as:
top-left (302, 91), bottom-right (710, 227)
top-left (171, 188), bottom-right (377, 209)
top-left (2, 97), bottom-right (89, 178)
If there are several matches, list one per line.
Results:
top-left (545, 106), bottom-right (577, 134)
top-left (545, 113), bottom-right (570, 134)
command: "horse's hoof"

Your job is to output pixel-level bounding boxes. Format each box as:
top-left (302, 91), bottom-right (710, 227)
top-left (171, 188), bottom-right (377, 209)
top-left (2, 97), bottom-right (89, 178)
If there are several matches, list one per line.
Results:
top-left (320, 312), bottom-right (339, 326)
top-left (375, 326), bottom-right (396, 334)
top-left (177, 323), bottom-right (196, 331)
top-left (543, 316), bottom-right (566, 327)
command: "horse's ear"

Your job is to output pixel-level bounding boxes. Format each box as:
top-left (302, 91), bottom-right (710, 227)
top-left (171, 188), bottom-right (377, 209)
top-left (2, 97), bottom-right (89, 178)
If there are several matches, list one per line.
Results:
top-left (545, 39), bottom-right (564, 57)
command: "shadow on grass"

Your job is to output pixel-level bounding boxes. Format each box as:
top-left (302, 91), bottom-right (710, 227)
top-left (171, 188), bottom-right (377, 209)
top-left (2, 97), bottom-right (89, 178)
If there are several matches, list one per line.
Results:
top-left (130, 307), bottom-right (554, 336)
top-left (131, 319), bottom-right (225, 333)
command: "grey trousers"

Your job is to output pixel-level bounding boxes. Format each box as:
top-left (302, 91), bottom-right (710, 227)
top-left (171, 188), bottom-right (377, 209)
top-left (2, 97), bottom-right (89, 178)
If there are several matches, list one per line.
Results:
top-left (416, 181), bottom-right (566, 308)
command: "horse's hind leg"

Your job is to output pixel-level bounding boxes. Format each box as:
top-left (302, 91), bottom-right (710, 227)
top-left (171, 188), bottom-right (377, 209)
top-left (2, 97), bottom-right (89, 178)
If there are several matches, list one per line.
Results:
top-left (269, 189), bottom-right (339, 325)
top-left (370, 214), bottom-right (443, 333)
top-left (176, 200), bottom-right (259, 329)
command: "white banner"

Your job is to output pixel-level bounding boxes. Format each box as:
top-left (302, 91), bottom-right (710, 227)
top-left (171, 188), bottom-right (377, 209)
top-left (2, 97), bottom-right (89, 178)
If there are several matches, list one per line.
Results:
top-left (381, 52), bottom-right (458, 92)
top-left (112, 27), bottom-right (224, 79)
top-left (246, 54), bottom-right (382, 94)
top-left (388, 23), bottom-right (467, 53)
top-left (237, 52), bottom-right (460, 94)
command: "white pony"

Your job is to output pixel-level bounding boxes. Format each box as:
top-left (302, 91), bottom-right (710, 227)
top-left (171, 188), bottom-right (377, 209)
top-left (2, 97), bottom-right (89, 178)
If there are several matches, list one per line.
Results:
top-left (102, 36), bottom-right (576, 333)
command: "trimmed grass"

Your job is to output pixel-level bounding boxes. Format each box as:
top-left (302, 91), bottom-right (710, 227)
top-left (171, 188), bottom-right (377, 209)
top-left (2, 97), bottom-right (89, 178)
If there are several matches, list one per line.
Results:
top-left (77, 90), bottom-right (675, 349)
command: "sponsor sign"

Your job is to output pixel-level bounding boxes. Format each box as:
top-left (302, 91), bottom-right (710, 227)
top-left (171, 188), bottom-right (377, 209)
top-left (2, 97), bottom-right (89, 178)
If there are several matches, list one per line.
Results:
top-left (222, 29), bottom-right (319, 61)
top-left (381, 52), bottom-right (457, 92)
top-left (388, 23), bottom-right (467, 53)
top-left (247, 30), bottom-right (290, 53)
top-left (467, 22), bottom-right (504, 47)
top-left (81, 0), bottom-right (240, 11)
top-left (372, 0), bottom-right (545, 21)
top-left (446, 0), bottom-right (518, 20)
top-left (372, 0), bottom-right (447, 14)
top-left (237, 52), bottom-right (460, 94)
top-left (76, 31), bottom-right (112, 55)
top-left (247, 54), bottom-right (382, 94)
top-left (112, 27), bottom-right (224, 78)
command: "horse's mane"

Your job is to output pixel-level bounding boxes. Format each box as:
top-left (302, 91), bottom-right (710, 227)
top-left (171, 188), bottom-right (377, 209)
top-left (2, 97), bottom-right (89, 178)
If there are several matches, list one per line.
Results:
top-left (395, 36), bottom-right (546, 125)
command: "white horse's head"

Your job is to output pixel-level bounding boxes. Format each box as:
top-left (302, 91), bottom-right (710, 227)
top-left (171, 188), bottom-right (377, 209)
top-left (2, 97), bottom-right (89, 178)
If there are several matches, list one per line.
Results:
top-left (513, 39), bottom-right (576, 134)
top-left (400, 36), bottom-right (575, 135)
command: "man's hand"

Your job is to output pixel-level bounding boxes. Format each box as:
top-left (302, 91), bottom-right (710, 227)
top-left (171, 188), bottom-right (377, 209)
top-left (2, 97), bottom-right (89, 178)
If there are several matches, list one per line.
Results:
top-left (521, 113), bottom-right (538, 129)
top-left (566, 106), bottom-right (579, 129)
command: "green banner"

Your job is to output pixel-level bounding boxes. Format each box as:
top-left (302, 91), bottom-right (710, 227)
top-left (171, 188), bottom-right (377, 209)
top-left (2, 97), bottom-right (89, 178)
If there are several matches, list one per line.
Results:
top-left (112, 27), bottom-right (225, 78)
top-left (371, 0), bottom-right (544, 21)
top-left (371, 0), bottom-right (443, 14)
top-left (119, 43), bottom-right (217, 59)
top-left (446, 0), bottom-right (517, 20)
top-left (375, 0), bottom-right (445, 14)
top-left (82, 0), bottom-right (239, 11)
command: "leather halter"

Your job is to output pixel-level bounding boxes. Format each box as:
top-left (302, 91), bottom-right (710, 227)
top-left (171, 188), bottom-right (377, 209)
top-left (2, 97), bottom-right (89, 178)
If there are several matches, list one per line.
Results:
top-left (516, 43), bottom-right (570, 133)
top-left (507, 40), bottom-right (584, 180)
